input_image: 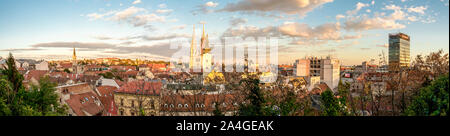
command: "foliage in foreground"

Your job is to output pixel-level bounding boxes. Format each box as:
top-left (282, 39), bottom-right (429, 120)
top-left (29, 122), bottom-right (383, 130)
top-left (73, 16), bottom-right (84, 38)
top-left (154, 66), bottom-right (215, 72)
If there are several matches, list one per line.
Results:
top-left (0, 53), bottom-right (67, 116)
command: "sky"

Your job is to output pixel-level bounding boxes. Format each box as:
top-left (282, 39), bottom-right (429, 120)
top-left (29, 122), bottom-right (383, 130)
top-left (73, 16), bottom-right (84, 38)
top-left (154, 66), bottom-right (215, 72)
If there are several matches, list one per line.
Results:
top-left (0, 0), bottom-right (449, 65)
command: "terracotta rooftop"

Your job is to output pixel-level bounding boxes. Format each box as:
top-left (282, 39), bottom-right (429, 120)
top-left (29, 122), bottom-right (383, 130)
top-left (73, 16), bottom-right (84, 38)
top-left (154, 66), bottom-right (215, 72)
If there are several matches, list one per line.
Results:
top-left (65, 92), bottom-right (103, 116)
top-left (96, 86), bottom-right (118, 116)
top-left (116, 81), bottom-right (162, 95)
top-left (24, 70), bottom-right (49, 81)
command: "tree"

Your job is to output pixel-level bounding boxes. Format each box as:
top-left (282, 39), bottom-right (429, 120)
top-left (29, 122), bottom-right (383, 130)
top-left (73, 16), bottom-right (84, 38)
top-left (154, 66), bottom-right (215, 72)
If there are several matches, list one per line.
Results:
top-left (320, 89), bottom-right (348, 116)
top-left (405, 74), bottom-right (449, 116)
top-left (63, 68), bottom-right (71, 73)
top-left (1, 53), bottom-right (23, 93)
top-left (238, 75), bottom-right (268, 116)
top-left (24, 76), bottom-right (67, 116)
top-left (0, 53), bottom-right (66, 116)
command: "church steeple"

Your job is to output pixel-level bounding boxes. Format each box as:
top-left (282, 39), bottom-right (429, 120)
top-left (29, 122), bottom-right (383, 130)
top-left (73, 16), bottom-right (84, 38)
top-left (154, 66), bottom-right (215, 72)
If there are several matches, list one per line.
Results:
top-left (189, 24), bottom-right (196, 70)
top-left (73, 47), bottom-right (77, 65)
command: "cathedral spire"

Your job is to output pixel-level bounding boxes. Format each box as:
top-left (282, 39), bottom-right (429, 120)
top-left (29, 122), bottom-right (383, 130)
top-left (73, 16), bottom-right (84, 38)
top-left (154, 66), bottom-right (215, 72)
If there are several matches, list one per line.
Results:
top-left (189, 24), bottom-right (196, 70)
top-left (73, 47), bottom-right (77, 64)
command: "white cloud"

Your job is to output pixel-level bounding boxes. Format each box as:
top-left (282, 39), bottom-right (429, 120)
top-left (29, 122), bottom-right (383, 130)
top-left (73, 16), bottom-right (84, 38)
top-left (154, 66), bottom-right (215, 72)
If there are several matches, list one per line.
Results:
top-left (113, 6), bottom-right (145, 21)
top-left (407, 6), bottom-right (427, 14)
top-left (347, 2), bottom-right (370, 15)
top-left (336, 14), bottom-right (345, 20)
top-left (205, 2), bottom-right (219, 7)
top-left (219, 0), bottom-right (334, 17)
top-left (131, 14), bottom-right (166, 26)
top-left (132, 0), bottom-right (141, 5)
top-left (159, 4), bottom-right (167, 8)
top-left (156, 9), bottom-right (173, 14)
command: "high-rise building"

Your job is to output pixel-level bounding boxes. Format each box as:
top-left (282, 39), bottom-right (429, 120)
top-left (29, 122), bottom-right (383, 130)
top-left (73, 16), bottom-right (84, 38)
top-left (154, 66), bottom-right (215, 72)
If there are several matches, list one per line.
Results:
top-left (295, 56), bottom-right (340, 92)
top-left (388, 33), bottom-right (410, 72)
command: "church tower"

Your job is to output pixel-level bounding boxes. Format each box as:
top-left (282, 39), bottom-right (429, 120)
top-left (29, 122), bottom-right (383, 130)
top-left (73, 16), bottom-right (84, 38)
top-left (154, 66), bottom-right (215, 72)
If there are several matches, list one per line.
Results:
top-left (189, 25), bottom-right (196, 70)
top-left (73, 47), bottom-right (78, 74)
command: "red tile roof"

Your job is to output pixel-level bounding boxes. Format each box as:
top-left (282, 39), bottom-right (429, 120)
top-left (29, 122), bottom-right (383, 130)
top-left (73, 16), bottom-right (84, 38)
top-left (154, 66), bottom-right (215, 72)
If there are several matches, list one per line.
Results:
top-left (65, 92), bottom-right (103, 116)
top-left (311, 83), bottom-right (331, 95)
top-left (96, 86), bottom-right (118, 116)
top-left (59, 63), bottom-right (73, 69)
top-left (25, 70), bottom-right (49, 81)
top-left (116, 81), bottom-right (162, 95)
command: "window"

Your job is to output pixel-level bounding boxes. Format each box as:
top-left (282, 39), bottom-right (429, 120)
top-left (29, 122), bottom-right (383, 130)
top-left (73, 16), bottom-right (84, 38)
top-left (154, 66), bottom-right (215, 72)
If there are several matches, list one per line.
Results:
top-left (164, 104), bottom-right (168, 108)
top-left (120, 98), bottom-right (124, 106)
top-left (196, 104), bottom-right (200, 108)
top-left (170, 104), bottom-right (174, 108)
top-left (119, 110), bottom-right (124, 116)
top-left (131, 100), bottom-right (135, 107)
top-left (201, 104), bottom-right (205, 108)
top-left (150, 100), bottom-right (155, 109)
top-left (178, 104), bottom-right (182, 108)
top-left (184, 104), bottom-right (189, 108)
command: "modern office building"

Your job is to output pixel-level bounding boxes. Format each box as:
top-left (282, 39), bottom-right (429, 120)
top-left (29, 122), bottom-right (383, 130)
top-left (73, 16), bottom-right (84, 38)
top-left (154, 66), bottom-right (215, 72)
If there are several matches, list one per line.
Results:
top-left (388, 33), bottom-right (410, 72)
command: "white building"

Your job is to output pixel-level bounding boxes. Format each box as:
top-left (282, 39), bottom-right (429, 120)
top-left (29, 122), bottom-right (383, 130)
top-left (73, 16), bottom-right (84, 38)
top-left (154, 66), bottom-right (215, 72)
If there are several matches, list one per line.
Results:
top-left (295, 56), bottom-right (340, 92)
top-left (35, 61), bottom-right (49, 71)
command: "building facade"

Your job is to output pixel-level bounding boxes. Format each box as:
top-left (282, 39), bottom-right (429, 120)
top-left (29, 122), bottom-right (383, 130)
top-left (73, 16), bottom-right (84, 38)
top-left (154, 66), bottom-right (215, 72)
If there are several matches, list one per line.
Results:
top-left (114, 81), bottom-right (162, 116)
top-left (295, 56), bottom-right (340, 91)
top-left (389, 33), bottom-right (410, 72)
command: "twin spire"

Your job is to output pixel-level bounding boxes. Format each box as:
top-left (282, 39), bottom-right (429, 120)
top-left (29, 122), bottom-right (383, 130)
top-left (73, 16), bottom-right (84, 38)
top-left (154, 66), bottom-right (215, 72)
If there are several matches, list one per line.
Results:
top-left (189, 23), bottom-right (210, 70)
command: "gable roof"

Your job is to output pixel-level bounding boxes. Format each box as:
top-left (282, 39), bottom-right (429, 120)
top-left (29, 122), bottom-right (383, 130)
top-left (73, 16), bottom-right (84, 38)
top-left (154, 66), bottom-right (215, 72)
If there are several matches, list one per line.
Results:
top-left (65, 92), bottom-right (103, 116)
top-left (116, 81), bottom-right (162, 95)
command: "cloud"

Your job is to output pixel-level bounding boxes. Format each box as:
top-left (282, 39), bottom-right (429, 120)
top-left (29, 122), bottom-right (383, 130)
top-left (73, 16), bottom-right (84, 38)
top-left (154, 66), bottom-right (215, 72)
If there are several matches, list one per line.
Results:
top-left (278, 22), bottom-right (342, 40)
top-left (230, 18), bottom-right (248, 26)
top-left (221, 25), bottom-right (279, 38)
top-left (113, 6), bottom-right (146, 21)
top-left (106, 42), bottom-right (179, 57)
top-left (336, 14), bottom-right (345, 20)
top-left (92, 35), bottom-right (114, 40)
top-left (347, 2), bottom-right (370, 15)
top-left (376, 44), bottom-right (388, 48)
top-left (205, 2), bottom-right (219, 7)
top-left (192, 1), bottom-right (220, 15)
top-left (171, 24), bottom-right (187, 30)
top-left (221, 21), bottom-right (362, 46)
top-left (130, 13), bottom-right (166, 27)
top-left (132, 0), bottom-right (141, 5)
top-left (158, 4), bottom-right (167, 8)
top-left (0, 48), bottom-right (43, 52)
top-left (31, 42), bottom-right (116, 49)
top-left (218, 0), bottom-right (334, 17)
top-left (156, 9), bottom-right (173, 14)
top-left (27, 41), bottom-right (182, 58)
top-left (139, 34), bottom-right (190, 41)
top-left (407, 6), bottom-right (427, 14)
top-left (86, 11), bottom-right (116, 21)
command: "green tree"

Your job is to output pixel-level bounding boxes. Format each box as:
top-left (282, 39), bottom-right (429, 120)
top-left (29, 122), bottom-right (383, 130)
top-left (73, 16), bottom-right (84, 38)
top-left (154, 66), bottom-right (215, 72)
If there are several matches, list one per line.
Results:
top-left (1, 53), bottom-right (24, 93)
top-left (63, 68), bottom-right (71, 73)
top-left (320, 89), bottom-right (348, 116)
top-left (0, 53), bottom-right (67, 116)
top-left (406, 74), bottom-right (449, 116)
top-left (238, 76), bottom-right (268, 116)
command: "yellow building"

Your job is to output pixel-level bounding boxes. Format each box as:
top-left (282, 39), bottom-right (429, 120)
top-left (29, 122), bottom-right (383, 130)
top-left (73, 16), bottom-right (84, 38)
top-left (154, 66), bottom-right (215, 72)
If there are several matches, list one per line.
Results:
top-left (114, 81), bottom-right (162, 116)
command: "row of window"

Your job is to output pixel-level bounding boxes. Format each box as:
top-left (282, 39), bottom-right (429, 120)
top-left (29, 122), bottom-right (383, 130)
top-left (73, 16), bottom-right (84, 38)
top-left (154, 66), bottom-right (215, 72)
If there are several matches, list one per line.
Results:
top-left (163, 102), bottom-right (240, 109)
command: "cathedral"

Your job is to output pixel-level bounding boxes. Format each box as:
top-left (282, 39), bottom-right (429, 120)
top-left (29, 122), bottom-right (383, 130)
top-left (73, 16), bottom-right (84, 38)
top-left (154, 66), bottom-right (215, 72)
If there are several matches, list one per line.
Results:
top-left (189, 24), bottom-right (212, 73)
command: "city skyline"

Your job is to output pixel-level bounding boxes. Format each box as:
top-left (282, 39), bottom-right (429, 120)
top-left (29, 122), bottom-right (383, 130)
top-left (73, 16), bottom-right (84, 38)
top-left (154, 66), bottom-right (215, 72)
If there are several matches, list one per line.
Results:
top-left (1, 0), bottom-right (449, 65)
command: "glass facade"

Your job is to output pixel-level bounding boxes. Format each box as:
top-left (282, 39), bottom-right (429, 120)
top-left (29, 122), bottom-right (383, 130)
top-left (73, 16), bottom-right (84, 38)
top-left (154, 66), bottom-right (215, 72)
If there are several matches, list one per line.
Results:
top-left (389, 33), bottom-right (410, 72)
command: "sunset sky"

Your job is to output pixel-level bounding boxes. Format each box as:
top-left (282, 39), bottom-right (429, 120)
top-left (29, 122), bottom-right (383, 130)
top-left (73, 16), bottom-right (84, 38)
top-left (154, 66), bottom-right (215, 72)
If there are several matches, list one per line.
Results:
top-left (0, 0), bottom-right (449, 65)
